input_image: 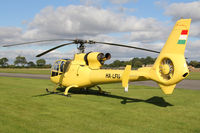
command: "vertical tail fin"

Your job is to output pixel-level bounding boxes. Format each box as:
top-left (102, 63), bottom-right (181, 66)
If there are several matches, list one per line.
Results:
top-left (150, 19), bottom-right (191, 94)
top-left (158, 19), bottom-right (191, 55)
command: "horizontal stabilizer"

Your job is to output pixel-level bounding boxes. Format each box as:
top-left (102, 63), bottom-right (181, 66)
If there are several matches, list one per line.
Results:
top-left (122, 65), bottom-right (131, 92)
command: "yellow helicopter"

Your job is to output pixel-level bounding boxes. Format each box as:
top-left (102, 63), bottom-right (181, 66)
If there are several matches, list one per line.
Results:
top-left (4, 18), bottom-right (191, 96)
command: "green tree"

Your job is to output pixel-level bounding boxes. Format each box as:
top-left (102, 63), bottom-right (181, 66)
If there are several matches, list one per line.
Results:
top-left (0, 57), bottom-right (9, 67)
top-left (36, 59), bottom-right (46, 67)
top-left (27, 61), bottom-right (36, 67)
top-left (14, 56), bottom-right (27, 66)
top-left (144, 56), bottom-right (155, 65)
top-left (134, 60), bottom-right (143, 68)
top-left (111, 60), bottom-right (121, 67)
top-left (189, 61), bottom-right (200, 68)
top-left (132, 57), bottom-right (141, 68)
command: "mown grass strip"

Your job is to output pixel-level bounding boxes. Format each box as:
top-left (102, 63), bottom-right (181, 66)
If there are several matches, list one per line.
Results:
top-left (0, 68), bottom-right (50, 75)
top-left (0, 77), bottom-right (200, 133)
top-left (186, 72), bottom-right (200, 80)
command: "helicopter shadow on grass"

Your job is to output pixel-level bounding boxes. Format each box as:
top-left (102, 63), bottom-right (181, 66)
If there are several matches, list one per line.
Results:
top-left (33, 87), bottom-right (173, 107)
top-left (72, 88), bottom-right (173, 107)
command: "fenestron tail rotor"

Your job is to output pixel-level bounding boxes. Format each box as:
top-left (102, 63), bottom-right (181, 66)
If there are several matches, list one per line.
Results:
top-left (2, 39), bottom-right (160, 57)
top-left (159, 58), bottom-right (174, 80)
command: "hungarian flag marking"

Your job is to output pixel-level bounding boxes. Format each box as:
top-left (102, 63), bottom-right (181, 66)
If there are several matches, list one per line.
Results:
top-left (177, 30), bottom-right (188, 44)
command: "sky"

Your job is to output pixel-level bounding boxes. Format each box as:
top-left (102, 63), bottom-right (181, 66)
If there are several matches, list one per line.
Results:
top-left (0, 0), bottom-right (200, 64)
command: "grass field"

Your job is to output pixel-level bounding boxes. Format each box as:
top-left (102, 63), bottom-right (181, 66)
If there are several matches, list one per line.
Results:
top-left (0, 68), bottom-right (50, 75)
top-left (1, 68), bottom-right (200, 80)
top-left (0, 76), bottom-right (200, 133)
top-left (186, 72), bottom-right (200, 80)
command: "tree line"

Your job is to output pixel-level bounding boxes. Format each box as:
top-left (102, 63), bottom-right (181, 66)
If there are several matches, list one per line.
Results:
top-left (1, 56), bottom-right (200, 68)
top-left (104, 56), bottom-right (156, 68)
top-left (0, 56), bottom-right (51, 68)
top-left (104, 56), bottom-right (200, 69)
top-left (188, 61), bottom-right (200, 68)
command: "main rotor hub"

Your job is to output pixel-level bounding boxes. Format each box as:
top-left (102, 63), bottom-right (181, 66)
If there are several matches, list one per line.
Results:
top-left (74, 39), bottom-right (86, 44)
top-left (74, 39), bottom-right (95, 45)
top-left (74, 39), bottom-right (96, 53)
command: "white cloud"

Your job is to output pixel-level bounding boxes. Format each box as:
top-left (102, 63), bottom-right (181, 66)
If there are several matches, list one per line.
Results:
top-left (79, 0), bottom-right (103, 7)
top-left (165, 1), bottom-right (200, 22)
top-left (190, 22), bottom-right (200, 37)
top-left (0, 5), bottom-right (167, 46)
top-left (0, 47), bottom-right (76, 64)
top-left (164, 1), bottom-right (200, 39)
top-left (109, 0), bottom-right (137, 4)
top-left (0, 27), bottom-right (22, 44)
top-left (0, 48), bottom-right (39, 64)
top-left (185, 39), bottom-right (200, 61)
top-left (27, 5), bottom-right (121, 38)
top-left (123, 7), bottom-right (135, 13)
top-left (128, 29), bottom-right (170, 43)
top-left (24, 5), bottom-right (163, 40)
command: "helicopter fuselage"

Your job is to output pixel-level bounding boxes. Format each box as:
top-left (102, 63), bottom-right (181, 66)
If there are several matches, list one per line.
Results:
top-left (50, 52), bottom-right (150, 89)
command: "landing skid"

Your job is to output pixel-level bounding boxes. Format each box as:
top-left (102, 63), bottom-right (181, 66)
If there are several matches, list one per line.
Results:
top-left (45, 86), bottom-right (110, 97)
top-left (46, 88), bottom-right (56, 94)
top-left (46, 88), bottom-right (71, 97)
top-left (95, 86), bottom-right (111, 95)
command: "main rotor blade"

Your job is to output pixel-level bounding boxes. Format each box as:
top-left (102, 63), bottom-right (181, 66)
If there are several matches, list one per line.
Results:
top-left (3, 39), bottom-right (75, 47)
top-left (95, 41), bottom-right (160, 54)
top-left (36, 42), bottom-right (74, 57)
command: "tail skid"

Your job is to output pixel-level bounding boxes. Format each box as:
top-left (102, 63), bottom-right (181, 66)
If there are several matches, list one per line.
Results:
top-left (158, 84), bottom-right (176, 94)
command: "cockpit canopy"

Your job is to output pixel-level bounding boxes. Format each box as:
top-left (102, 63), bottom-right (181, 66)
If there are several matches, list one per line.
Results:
top-left (51, 59), bottom-right (71, 77)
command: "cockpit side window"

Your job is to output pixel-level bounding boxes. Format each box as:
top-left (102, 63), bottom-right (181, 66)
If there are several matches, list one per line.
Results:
top-left (51, 61), bottom-right (60, 77)
top-left (60, 61), bottom-right (65, 72)
top-left (63, 61), bottom-right (70, 73)
top-left (51, 60), bottom-right (71, 77)
top-left (52, 61), bottom-right (60, 71)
